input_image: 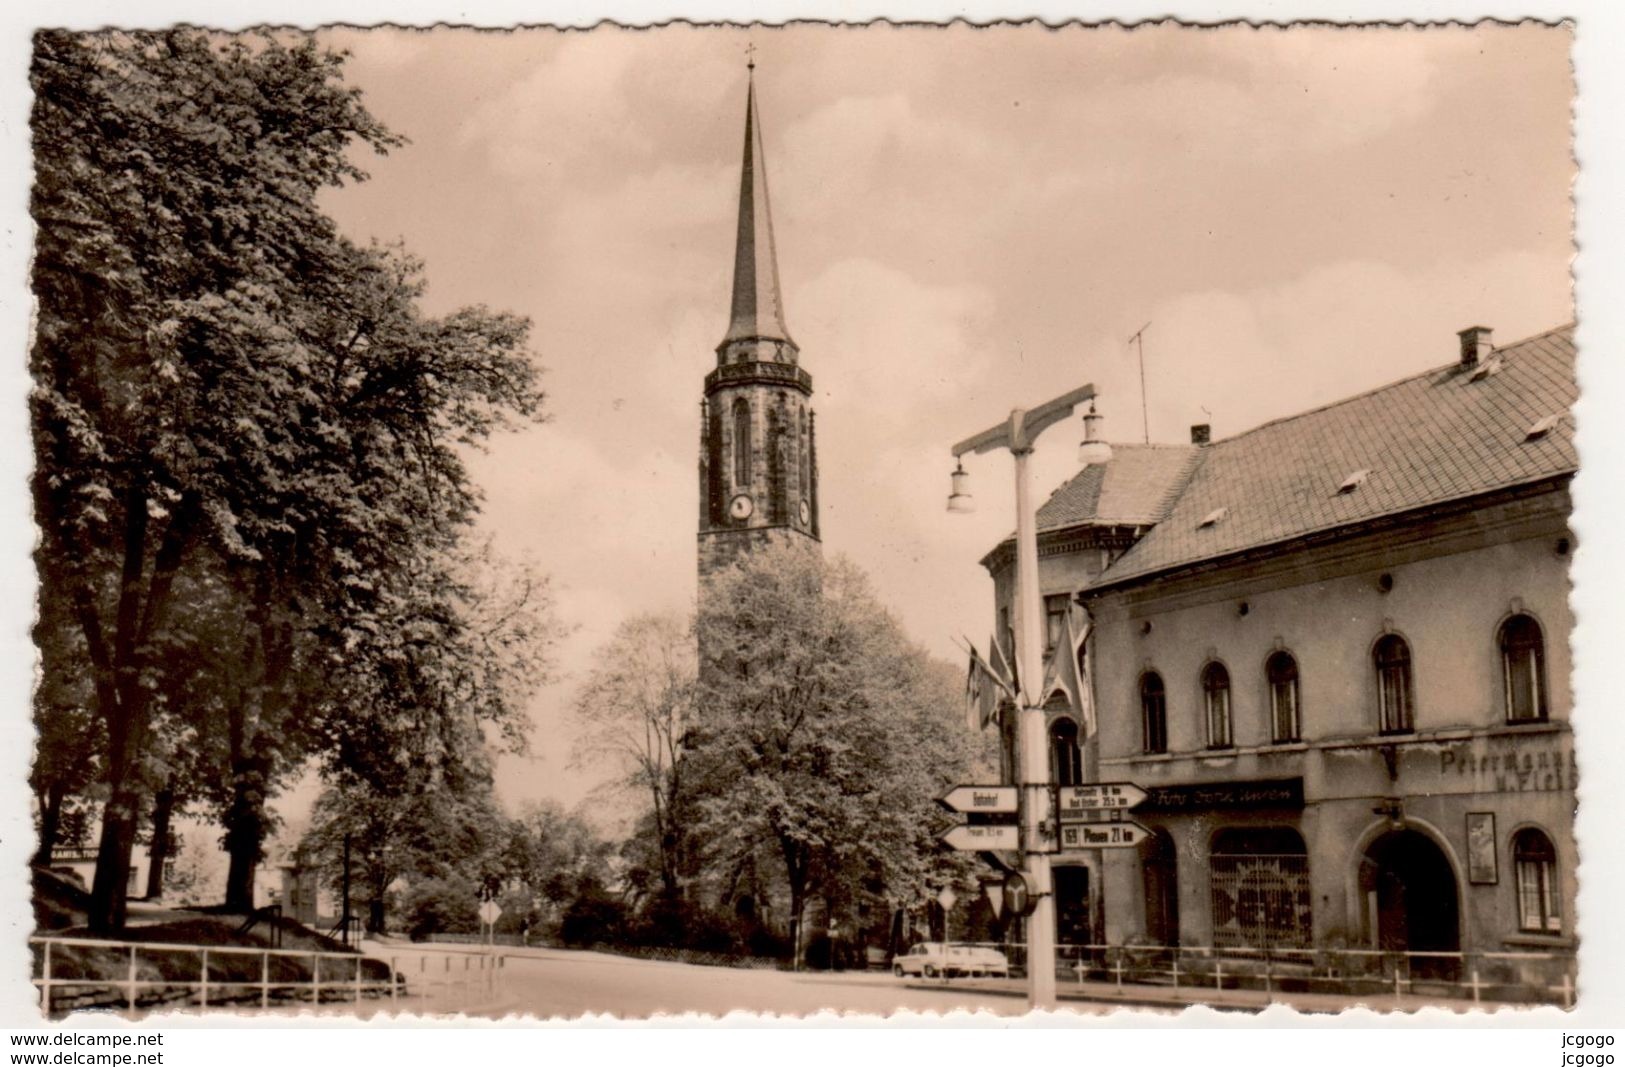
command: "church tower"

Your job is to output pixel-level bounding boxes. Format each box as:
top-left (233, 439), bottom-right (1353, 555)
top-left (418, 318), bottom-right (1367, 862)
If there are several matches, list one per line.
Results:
top-left (698, 71), bottom-right (820, 581)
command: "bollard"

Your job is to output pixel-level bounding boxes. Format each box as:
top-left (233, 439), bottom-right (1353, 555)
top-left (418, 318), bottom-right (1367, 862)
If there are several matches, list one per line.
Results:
top-left (354, 956), bottom-right (363, 1003)
top-left (390, 957), bottom-right (398, 1005)
top-left (261, 952), bottom-right (270, 1009)
top-left (1469, 967), bottom-right (1482, 1004)
top-left (1114, 958), bottom-right (1124, 991)
top-left (1214, 960), bottom-right (1223, 991)
top-left (127, 945), bottom-right (138, 1011)
top-left (312, 953), bottom-right (321, 1005)
top-left (1171, 956), bottom-right (1179, 991)
top-left (41, 940), bottom-right (52, 1016)
top-left (200, 949), bottom-right (209, 1008)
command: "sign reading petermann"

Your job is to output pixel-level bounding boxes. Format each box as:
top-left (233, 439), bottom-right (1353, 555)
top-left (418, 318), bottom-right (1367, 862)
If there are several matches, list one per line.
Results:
top-left (1137, 777), bottom-right (1305, 812)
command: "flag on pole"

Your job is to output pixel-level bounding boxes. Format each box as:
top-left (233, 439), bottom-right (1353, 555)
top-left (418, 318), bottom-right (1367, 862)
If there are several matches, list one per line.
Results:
top-left (1040, 612), bottom-right (1095, 737)
top-left (961, 636), bottom-right (1015, 730)
top-left (989, 633), bottom-right (1020, 702)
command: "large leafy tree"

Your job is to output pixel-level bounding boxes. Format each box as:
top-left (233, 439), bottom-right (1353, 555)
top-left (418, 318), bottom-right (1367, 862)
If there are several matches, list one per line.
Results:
top-left (690, 543), bottom-right (986, 963)
top-left (570, 613), bottom-right (696, 900)
top-left (29, 30), bottom-right (545, 931)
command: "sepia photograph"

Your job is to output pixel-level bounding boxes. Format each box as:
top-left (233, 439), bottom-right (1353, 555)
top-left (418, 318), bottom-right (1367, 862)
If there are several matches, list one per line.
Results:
top-left (11, 6), bottom-right (1617, 1036)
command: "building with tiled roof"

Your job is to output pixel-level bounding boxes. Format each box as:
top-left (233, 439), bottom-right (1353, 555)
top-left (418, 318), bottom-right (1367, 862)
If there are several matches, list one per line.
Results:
top-left (976, 323), bottom-right (1577, 1001)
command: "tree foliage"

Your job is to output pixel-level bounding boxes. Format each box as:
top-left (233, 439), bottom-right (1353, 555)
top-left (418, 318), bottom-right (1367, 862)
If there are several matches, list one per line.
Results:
top-left (690, 542), bottom-right (987, 957)
top-left (570, 613), bottom-right (695, 899)
top-left (29, 29), bottom-right (547, 930)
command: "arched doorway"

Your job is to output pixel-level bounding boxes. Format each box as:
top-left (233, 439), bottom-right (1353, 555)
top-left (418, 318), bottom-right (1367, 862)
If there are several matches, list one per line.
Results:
top-left (1143, 829), bottom-right (1180, 946)
top-left (1359, 829), bottom-right (1460, 977)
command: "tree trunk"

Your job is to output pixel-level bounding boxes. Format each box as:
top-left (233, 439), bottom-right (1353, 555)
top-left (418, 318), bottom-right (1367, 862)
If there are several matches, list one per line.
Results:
top-left (144, 786), bottom-right (174, 899)
top-left (33, 781), bottom-right (67, 867)
top-left (223, 780), bottom-right (262, 912)
top-left (89, 789), bottom-right (139, 933)
top-left (368, 897), bottom-right (386, 935)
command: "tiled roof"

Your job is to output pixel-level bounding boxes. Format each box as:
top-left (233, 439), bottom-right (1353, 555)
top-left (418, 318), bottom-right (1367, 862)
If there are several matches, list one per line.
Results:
top-left (1088, 324), bottom-right (1577, 590)
top-left (980, 445), bottom-right (1202, 570)
top-left (1035, 444), bottom-right (1203, 533)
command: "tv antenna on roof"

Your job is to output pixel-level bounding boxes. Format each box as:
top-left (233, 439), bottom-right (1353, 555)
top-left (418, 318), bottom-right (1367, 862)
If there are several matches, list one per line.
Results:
top-left (1129, 322), bottom-right (1152, 444)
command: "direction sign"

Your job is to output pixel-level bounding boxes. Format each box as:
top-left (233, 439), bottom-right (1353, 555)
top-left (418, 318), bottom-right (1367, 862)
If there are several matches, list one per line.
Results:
top-left (938, 785), bottom-right (1020, 816)
top-left (1058, 820), bottom-right (1151, 850)
top-left (1056, 783), bottom-right (1147, 820)
top-left (941, 823), bottom-right (1021, 851)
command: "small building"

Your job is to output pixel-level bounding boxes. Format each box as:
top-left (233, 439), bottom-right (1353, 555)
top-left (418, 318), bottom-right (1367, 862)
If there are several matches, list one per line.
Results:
top-left (980, 324), bottom-right (1577, 986)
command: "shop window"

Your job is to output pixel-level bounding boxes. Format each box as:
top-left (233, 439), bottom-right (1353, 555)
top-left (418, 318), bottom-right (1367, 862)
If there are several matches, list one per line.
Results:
top-left (1500, 614), bottom-right (1548, 722)
top-left (1140, 672), bottom-right (1167, 754)
top-left (1266, 651), bottom-right (1301, 743)
top-left (1374, 634), bottom-right (1414, 733)
top-left (1209, 828), bottom-right (1312, 949)
top-left (1049, 717), bottom-right (1081, 787)
top-left (1202, 661), bottom-right (1232, 748)
top-left (1513, 828), bottom-right (1561, 934)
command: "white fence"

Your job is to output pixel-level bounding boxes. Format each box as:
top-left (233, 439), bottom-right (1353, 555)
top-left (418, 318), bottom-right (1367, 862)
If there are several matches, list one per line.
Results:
top-left (941, 940), bottom-right (1577, 1007)
top-left (31, 935), bottom-right (506, 1016)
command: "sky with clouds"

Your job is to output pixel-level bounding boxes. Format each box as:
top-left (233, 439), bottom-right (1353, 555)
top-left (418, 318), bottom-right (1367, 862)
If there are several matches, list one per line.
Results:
top-left (308, 22), bottom-right (1574, 820)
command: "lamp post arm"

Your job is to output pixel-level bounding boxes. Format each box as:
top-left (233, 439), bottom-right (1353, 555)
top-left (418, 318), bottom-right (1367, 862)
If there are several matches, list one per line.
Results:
top-left (950, 384), bottom-right (1096, 459)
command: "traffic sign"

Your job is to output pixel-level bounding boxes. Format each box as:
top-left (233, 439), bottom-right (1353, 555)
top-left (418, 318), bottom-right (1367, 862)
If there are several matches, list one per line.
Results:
top-left (982, 880), bottom-right (1005, 919)
top-left (478, 900), bottom-right (502, 925)
top-left (1002, 872), bottom-right (1033, 917)
top-left (937, 785), bottom-right (1019, 815)
top-left (1056, 783), bottom-right (1147, 820)
top-left (941, 823), bottom-right (1021, 851)
top-left (937, 886), bottom-right (959, 912)
top-left (1058, 820), bottom-right (1151, 850)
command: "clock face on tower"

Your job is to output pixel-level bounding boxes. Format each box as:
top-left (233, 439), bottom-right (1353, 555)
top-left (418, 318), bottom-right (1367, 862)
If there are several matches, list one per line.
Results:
top-left (729, 494), bottom-right (755, 521)
top-left (799, 499), bottom-right (811, 525)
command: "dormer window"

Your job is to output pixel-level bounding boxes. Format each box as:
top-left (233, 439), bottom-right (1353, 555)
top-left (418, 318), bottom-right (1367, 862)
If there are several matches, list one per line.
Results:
top-left (1198, 507), bottom-right (1227, 529)
top-left (1525, 413), bottom-right (1563, 441)
top-left (1336, 468), bottom-right (1370, 495)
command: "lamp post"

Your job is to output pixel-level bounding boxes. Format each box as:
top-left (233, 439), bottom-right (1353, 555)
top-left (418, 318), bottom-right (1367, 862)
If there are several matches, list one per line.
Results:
top-left (949, 383), bottom-right (1100, 1011)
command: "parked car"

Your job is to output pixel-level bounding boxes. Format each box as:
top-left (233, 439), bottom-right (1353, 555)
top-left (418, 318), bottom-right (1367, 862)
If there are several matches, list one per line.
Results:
top-left (892, 942), bottom-right (1010, 979)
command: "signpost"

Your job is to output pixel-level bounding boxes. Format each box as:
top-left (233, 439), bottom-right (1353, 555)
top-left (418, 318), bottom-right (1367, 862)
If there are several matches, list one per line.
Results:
top-left (478, 899), bottom-right (502, 947)
top-left (938, 785), bottom-right (1020, 815)
top-left (941, 823), bottom-right (1021, 851)
top-left (1059, 820), bottom-right (1152, 850)
top-left (1056, 783), bottom-right (1148, 817)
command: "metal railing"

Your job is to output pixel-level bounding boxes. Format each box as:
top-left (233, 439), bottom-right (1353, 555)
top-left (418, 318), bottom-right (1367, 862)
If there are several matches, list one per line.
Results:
top-left (31, 935), bottom-right (399, 1015)
top-left (925, 940), bottom-right (1577, 1007)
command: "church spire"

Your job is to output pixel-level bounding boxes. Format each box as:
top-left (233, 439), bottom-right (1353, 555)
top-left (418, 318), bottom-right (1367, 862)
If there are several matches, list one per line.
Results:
top-left (720, 70), bottom-right (795, 358)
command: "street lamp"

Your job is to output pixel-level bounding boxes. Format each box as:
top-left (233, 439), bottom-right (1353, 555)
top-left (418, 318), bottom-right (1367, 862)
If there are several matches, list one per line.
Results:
top-left (1078, 401), bottom-right (1113, 466)
top-left (949, 382), bottom-right (1096, 1012)
top-left (946, 459), bottom-right (975, 513)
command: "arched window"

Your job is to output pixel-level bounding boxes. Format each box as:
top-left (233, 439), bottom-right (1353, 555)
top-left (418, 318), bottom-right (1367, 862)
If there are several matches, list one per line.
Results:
top-left (1209, 828), bottom-right (1311, 949)
top-left (1140, 672), bottom-right (1167, 754)
top-left (1513, 828), bottom-right (1561, 933)
top-left (1500, 614), bottom-right (1548, 722)
top-left (1202, 662), bottom-right (1232, 748)
top-left (1266, 652), bottom-right (1300, 743)
top-left (1049, 717), bottom-right (1081, 786)
top-left (798, 408), bottom-right (810, 497)
top-left (1374, 634), bottom-right (1414, 733)
top-left (732, 398), bottom-right (752, 486)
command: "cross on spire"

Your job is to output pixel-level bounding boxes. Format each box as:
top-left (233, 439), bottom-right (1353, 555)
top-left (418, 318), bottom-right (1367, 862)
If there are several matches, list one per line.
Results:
top-left (745, 41), bottom-right (757, 72)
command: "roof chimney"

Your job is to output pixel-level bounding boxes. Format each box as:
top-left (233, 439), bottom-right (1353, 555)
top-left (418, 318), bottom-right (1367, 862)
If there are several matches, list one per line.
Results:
top-left (1458, 325), bottom-right (1493, 368)
top-left (1190, 424), bottom-right (1211, 446)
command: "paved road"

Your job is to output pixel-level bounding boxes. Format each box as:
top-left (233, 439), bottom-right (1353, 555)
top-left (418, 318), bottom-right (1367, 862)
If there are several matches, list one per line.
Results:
top-left (369, 944), bottom-right (1038, 1019)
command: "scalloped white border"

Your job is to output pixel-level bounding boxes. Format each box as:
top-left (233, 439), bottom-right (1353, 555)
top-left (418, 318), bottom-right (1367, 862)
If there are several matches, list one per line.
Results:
top-left (1, 0), bottom-right (1618, 1038)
